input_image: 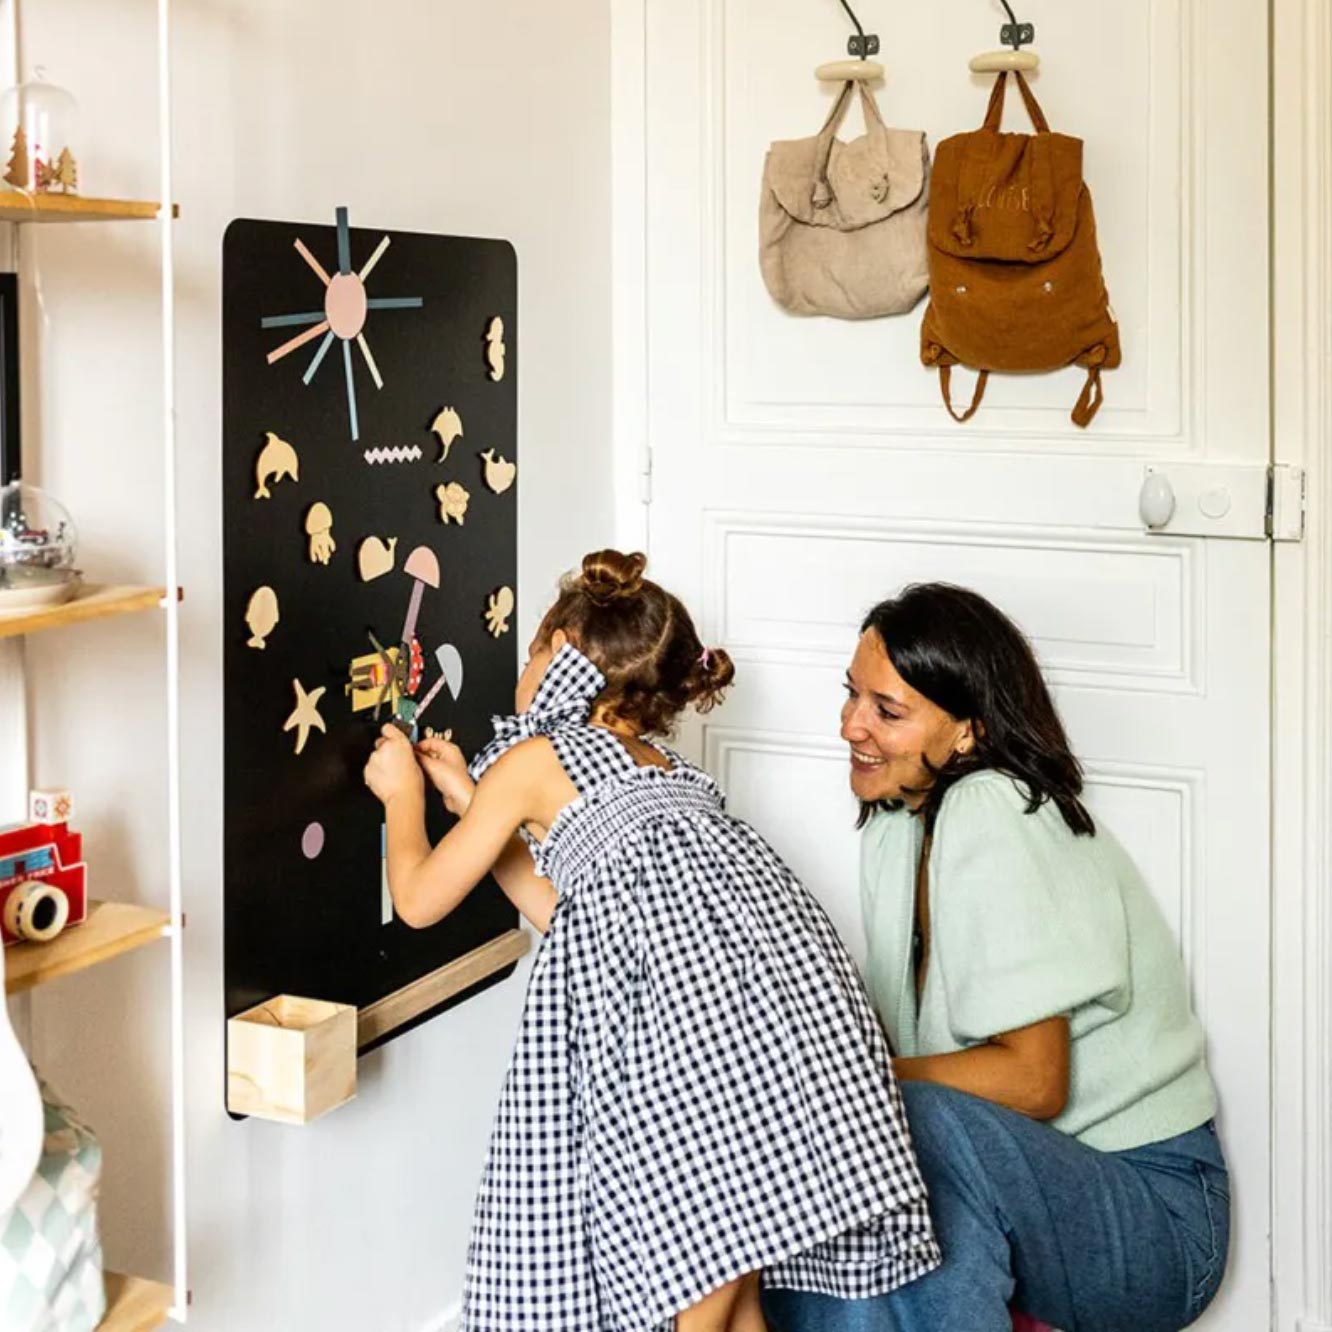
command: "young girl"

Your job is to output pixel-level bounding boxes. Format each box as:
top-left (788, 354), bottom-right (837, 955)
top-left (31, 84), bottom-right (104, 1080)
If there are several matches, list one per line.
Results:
top-left (363, 550), bottom-right (939, 1332)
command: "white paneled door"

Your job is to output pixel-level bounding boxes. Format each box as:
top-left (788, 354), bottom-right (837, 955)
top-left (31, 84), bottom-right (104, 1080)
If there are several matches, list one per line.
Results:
top-left (623, 1), bottom-right (1271, 1326)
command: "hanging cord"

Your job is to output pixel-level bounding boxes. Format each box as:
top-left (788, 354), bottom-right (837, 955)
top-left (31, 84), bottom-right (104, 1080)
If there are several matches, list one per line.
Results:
top-left (838, 0), bottom-right (867, 49)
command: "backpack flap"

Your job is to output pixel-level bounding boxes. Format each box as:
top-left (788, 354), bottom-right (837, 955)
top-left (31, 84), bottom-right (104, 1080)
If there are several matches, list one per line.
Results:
top-left (765, 81), bottom-right (927, 231)
top-left (928, 72), bottom-right (1084, 262)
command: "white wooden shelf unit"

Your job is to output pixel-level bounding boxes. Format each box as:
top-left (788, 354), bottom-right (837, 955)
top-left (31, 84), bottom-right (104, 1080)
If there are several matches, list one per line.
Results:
top-left (0, 0), bottom-right (187, 1325)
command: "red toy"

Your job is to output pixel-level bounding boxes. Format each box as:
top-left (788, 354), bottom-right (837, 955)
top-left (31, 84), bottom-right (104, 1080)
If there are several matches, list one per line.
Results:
top-left (0, 790), bottom-right (88, 946)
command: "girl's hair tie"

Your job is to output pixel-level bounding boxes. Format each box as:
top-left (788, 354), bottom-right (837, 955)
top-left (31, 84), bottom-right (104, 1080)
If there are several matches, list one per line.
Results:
top-left (698, 648), bottom-right (713, 670)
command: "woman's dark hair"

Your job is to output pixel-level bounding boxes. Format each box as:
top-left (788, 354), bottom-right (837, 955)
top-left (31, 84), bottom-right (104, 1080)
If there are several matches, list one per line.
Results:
top-left (859, 583), bottom-right (1094, 836)
top-left (539, 550), bottom-right (735, 735)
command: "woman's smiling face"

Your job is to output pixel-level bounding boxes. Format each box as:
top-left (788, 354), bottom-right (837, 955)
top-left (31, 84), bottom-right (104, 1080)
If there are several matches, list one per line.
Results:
top-left (841, 629), bottom-right (975, 809)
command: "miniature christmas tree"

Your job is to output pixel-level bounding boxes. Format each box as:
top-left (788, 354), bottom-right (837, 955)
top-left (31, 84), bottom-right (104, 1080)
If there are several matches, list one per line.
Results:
top-left (54, 147), bottom-right (76, 194)
top-left (33, 154), bottom-right (52, 192)
top-left (3, 125), bottom-right (28, 189)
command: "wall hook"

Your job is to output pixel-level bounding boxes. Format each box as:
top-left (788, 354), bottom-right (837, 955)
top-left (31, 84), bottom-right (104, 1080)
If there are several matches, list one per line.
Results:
top-left (836, 0), bottom-right (880, 60)
top-left (997, 0), bottom-right (1035, 50)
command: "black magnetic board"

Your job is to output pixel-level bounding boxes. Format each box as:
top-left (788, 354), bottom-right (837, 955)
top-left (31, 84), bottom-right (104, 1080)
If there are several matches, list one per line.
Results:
top-left (222, 213), bottom-right (519, 1076)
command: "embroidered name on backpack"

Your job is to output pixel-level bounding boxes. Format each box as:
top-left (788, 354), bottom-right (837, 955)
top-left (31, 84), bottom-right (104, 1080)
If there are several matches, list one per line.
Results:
top-left (975, 184), bottom-right (1030, 213)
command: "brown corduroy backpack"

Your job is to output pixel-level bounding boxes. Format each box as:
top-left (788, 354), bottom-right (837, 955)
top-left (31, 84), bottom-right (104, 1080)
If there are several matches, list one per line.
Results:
top-left (920, 72), bottom-right (1120, 428)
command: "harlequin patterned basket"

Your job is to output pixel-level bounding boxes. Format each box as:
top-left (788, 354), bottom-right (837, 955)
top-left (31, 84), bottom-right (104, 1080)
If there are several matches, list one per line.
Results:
top-left (0, 1079), bottom-right (106, 1331)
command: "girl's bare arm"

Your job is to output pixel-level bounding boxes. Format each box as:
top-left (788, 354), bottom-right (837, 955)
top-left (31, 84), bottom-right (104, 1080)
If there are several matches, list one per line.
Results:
top-left (412, 733), bottom-right (559, 932)
top-left (490, 835), bottom-right (558, 934)
top-left (386, 741), bottom-right (565, 929)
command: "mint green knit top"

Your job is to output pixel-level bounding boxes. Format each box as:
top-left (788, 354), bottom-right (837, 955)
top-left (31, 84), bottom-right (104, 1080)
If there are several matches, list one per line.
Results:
top-left (860, 770), bottom-right (1216, 1152)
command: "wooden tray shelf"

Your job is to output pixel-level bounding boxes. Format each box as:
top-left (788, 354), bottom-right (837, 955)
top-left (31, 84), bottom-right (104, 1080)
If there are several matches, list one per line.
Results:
top-left (357, 928), bottom-right (531, 1049)
top-left (99, 1271), bottom-right (172, 1332)
top-left (5, 901), bottom-right (170, 995)
top-left (0, 194), bottom-right (178, 225)
top-left (0, 584), bottom-right (167, 640)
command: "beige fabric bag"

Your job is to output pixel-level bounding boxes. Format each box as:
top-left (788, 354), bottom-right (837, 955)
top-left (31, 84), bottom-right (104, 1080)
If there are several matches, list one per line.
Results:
top-left (760, 80), bottom-right (930, 319)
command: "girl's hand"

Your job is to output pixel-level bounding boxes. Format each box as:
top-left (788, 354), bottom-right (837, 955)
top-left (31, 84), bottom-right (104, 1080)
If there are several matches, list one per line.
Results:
top-left (415, 732), bottom-right (475, 816)
top-left (364, 724), bottom-right (424, 806)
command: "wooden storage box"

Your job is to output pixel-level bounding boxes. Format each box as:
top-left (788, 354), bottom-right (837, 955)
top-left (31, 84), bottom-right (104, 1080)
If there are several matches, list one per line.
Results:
top-left (226, 995), bottom-right (357, 1124)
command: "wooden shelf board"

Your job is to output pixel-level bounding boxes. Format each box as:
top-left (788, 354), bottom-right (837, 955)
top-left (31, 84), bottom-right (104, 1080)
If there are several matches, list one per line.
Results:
top-left (0, 584), bottom-right (167, 639)
top-left (5, 900), bottom-right (170, 995)
top-left (0, 193), bottom-right (178, 224)
top-left (99, 1271), bottom-right (173, 1332)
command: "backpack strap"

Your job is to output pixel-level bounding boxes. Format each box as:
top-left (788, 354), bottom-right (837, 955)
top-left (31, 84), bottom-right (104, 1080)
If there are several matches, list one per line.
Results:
top-left (939, 365), bottom-right (991, 424)
top-left (983, 70), bottom-right (1052, 133)
top-left (811, 80), bottom-right (891, 209)
top-left (941, 365), bottom-right (1107, 428)
top-left (1072, 367), bottom-right (1105, 428)
top-left (955, 72), bottom-right (1056, 251)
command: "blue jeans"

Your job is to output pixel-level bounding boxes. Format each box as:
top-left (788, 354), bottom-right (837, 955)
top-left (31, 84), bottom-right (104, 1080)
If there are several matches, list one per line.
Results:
top-left (762, 1083), bottom-right (1230, 1332)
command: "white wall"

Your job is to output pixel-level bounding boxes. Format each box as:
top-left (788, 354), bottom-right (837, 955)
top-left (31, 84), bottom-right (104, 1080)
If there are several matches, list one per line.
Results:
top-left (14, 1), bottom-right (613, 1328)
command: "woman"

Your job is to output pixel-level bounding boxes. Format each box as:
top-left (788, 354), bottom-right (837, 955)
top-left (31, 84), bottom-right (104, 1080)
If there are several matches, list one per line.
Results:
top-left (763, 584), bottom-right (1230, 1332)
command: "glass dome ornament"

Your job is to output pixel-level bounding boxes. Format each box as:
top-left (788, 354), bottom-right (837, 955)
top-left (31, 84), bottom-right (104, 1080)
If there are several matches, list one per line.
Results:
top-left (0, 69), bottom-right (79, 195)
top-left (0, 481), bottom-right (80, 612)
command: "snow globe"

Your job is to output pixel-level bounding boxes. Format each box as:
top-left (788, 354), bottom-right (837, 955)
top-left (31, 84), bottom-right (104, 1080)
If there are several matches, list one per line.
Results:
top-left (0, 482), bottom-right (80, 612)
top-left (0, 69), bottom-right (78, 194)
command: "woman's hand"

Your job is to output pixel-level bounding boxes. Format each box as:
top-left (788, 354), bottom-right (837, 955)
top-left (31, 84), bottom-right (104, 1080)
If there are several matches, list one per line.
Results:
top-left (364, 724), bottom-right (425, 806)
top-left (415, 732), bottom-right (475, 816)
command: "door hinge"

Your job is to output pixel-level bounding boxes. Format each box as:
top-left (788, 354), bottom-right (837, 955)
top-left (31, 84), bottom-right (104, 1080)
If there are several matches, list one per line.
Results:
top-left (1267, 463), bottom-right (1305, 542)
top-left (640, 451), bottom-right (653, 506)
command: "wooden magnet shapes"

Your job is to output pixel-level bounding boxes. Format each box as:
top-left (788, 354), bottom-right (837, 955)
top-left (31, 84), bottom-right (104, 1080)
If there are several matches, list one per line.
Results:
top-left (401, 546), bottom-right (441, 645)
top-left (301, 822), bottom-right (325, 860)
top-left (434, 483), bottom-right (470, 526)
top-left (348, 548), bottom-right (441, 719)
top-left (485, 317), bottom-right (506, 382)
top-left (479, 450), bottom-right (517, 495)
top-left (260, 206), bottom-right (424, 444)
top-left (431, 408), bottom-right (463, 463)
top-left (437, 645), bottom-right (463, 701)
top-left (255, 432), bottom-right (299, 499)
top-left (346, 642), bottom-right (401, 714)
top-left (485, 586), bottom-right (515, 638)
top-left (358, 536), bottom-right (398, 582)
top-left (284, 679), bottom-right (327, 755)
top-left (245, 586), bottom-right (280, 648)
top-left (363, 446), bottom-right (423, 465)
top-left (413, 644), bottom-right (464, 725)
top-left (305, 503), bottom-right (336, 564)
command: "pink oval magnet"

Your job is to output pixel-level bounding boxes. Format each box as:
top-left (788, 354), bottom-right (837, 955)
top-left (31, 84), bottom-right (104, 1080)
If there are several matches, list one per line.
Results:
top-left (301, 822), bottom-right (326, 859)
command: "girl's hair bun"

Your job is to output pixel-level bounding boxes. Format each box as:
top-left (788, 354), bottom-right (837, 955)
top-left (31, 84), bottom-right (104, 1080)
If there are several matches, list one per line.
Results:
top-left (579, 550), bottom-right (647, 605)
top-left (540, 548), bottom-right (732, 734)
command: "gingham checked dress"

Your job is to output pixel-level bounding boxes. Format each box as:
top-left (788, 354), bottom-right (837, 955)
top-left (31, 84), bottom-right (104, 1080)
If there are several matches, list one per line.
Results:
top-left (461, 645), bottom-right (940, 1332)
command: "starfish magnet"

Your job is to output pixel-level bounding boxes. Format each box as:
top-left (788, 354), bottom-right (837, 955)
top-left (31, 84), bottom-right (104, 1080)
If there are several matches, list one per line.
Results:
top-left (284, 678), bottom-right (328, 755)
